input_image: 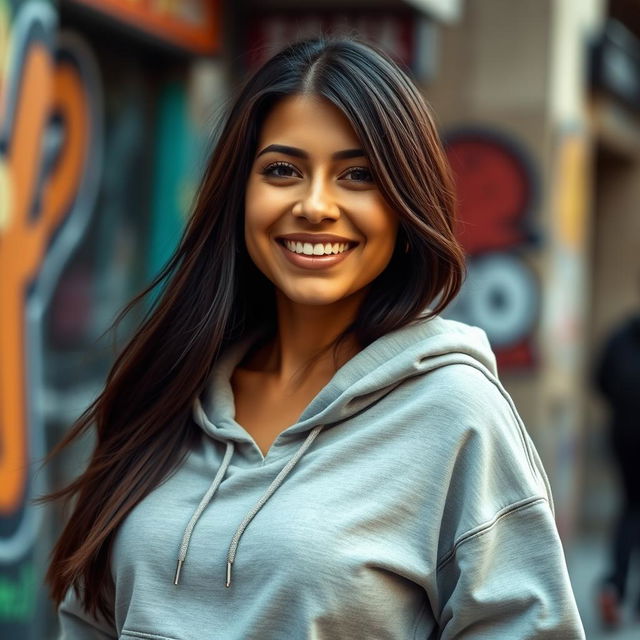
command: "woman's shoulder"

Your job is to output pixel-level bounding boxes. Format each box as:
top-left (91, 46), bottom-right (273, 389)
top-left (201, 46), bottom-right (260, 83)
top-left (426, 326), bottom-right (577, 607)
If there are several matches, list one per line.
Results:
top-left (399, 362), bottom-right (553, 551)
top-left (397, 360), bottom-right (549, 497)
top-left (405, 357), bottom-right (515, 429)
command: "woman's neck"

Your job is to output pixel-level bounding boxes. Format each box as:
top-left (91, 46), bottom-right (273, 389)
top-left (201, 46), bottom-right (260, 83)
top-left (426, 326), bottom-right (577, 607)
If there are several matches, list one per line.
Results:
top-left (242, 290), bottom-right (365, 387)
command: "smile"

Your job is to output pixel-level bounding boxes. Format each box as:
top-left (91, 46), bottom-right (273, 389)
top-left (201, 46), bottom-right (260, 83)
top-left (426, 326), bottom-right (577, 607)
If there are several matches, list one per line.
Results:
top-left (275, 238), bottom-right (357, 270)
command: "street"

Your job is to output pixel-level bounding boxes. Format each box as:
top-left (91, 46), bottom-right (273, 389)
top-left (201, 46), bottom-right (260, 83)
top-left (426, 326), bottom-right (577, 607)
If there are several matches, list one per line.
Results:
top-left (567, 533), bottom-right (640, 639)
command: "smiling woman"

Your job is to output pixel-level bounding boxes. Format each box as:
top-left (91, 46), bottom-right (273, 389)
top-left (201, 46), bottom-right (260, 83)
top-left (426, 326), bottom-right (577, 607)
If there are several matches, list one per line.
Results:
top-left (42, 37), bottom-right (585, 640)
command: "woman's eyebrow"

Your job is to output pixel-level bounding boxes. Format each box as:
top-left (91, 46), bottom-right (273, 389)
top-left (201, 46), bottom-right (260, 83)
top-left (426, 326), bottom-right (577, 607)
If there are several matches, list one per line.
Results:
top-left (256, 144), bottom-right (365, 160)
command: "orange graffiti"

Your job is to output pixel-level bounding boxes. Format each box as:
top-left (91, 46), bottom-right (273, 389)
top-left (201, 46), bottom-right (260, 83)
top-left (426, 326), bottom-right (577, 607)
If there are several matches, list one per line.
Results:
top-left (0, 40), bottom-right (90, 513)
top-left (70, 0), bottom-right (220, 54)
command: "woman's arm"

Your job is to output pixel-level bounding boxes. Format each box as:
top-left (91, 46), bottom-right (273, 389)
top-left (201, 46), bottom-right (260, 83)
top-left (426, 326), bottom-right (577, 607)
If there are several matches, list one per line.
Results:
top-left (435, 496), bottom-right (585, 639)
top-left (419, 363), bottom-right (585, 638)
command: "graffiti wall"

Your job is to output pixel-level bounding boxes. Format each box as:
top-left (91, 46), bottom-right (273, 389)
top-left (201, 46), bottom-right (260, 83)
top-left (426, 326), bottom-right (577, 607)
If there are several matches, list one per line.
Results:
top-left (1, 1), bottom-right (220, 636)
top-left (444, 128), bottom-right (542, 370)
top-left (0, 0), bottom-right (103, 635)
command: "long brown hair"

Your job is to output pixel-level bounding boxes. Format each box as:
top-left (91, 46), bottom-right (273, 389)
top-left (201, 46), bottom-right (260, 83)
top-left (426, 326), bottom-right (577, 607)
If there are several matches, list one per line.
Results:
top-left (39, 36), bottom-right (465, 623)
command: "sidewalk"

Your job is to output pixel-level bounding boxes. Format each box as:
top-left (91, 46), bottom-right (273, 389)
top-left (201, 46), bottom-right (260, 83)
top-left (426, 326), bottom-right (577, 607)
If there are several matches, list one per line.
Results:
top-left (566, 533), bottom-right (640, 639)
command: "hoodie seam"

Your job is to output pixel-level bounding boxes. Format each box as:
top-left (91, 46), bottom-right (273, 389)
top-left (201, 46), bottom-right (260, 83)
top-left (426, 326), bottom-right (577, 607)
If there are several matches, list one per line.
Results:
top-left (121, 630), bottom-right (181, 640)
top-left (435, 495), bottom-right (548, 572)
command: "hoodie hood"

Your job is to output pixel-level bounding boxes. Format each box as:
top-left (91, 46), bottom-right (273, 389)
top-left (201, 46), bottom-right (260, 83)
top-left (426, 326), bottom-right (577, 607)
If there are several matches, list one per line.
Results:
top-left (180, 313), bottom-right (497, 588)
top-left (194, 314), bottom-right (496, 445)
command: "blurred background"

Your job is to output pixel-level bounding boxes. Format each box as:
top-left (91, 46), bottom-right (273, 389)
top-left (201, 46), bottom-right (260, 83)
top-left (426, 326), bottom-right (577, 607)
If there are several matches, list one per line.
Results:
top-left (1, 0), bottom-right (640, 637)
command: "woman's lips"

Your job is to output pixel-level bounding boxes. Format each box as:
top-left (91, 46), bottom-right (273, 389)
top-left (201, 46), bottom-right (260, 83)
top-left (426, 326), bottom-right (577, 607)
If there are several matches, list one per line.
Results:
top-left (276, 240), bottom-right (355, 270)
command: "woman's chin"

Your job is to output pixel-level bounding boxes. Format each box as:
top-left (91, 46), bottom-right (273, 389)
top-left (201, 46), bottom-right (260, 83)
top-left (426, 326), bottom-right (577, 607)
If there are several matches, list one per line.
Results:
top-left (276, 285), bottom-right (355, 308)
top-left (282, 292), bottom-right (345, 307)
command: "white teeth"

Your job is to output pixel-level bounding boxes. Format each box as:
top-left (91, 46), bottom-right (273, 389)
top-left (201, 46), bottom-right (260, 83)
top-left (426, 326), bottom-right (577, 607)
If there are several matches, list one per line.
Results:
top-left (283, 240), bottom-right (352, 256)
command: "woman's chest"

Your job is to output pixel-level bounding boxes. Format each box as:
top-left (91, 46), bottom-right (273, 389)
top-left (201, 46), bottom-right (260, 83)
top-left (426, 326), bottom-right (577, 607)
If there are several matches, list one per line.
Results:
top-left (113, 426), bottom-right (438, 588)
top-left (233, 392), bottom-right (306, 457)
top-left (112, 436), bottom-right (436, 639)
top-left (231, 370), bottom-right (331, 457)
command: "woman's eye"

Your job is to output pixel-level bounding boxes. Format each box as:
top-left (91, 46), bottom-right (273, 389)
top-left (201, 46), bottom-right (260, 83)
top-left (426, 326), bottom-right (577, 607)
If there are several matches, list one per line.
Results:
top-left (261, 161), bottom-right (299, 179)
top-left (342, 167), bottom-right (374, 183)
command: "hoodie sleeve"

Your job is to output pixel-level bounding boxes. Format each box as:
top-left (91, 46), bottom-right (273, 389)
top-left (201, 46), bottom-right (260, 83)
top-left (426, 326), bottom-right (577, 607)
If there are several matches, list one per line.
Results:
top-left (435, 497), bottom-right (585, 639)
top-left (423, 364), bottom-right (585, 639)
top-left (58, 586), bottom-right (117, 640)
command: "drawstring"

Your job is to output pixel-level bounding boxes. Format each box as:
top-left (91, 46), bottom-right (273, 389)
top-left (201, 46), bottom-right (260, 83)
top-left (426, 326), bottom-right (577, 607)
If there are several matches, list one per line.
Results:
top-left (174, 440), bottom-right (235, 585)
top-left (173, 424), bottom-right (325, 588)
top-left (225, 424), bottom-right (324, 587)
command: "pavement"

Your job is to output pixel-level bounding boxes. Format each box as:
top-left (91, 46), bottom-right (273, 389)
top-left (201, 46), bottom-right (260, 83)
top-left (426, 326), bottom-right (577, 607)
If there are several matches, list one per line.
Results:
top-left (566, 533), bottom-right (640, 639)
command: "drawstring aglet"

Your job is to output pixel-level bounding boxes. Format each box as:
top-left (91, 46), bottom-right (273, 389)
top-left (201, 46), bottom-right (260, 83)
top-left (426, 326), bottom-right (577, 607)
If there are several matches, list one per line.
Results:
top-left (226, 561), bottom-right (232, 588)
top-left (174, 559), bottom-right (184, 585)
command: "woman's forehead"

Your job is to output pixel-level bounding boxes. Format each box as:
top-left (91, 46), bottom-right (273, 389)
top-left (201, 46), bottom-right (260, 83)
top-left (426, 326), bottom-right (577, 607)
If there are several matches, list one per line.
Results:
top-left (257, 94), bottom-right (362, 152)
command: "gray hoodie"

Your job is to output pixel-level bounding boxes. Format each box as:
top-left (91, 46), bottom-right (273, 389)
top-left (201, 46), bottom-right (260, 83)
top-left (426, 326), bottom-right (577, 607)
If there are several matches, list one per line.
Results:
top-left (58, 314), bottom-right (585, 639)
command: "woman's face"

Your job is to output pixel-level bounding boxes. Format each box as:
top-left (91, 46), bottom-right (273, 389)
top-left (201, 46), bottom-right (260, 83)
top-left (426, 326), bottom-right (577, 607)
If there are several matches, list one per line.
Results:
top-left (244, 94), bottom-right (399, 308)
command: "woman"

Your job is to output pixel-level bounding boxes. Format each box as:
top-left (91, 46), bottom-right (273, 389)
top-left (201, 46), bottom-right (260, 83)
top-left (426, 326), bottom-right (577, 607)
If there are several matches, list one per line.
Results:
top-left (45, 37), bottom-right (584, 639)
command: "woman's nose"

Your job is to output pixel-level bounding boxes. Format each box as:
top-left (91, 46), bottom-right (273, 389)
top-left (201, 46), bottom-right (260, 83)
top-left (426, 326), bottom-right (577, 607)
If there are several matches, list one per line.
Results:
top-left (292, 178), bottom-right (340, 223)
